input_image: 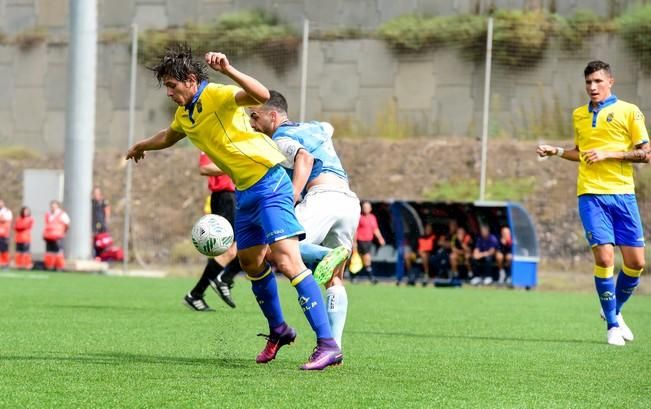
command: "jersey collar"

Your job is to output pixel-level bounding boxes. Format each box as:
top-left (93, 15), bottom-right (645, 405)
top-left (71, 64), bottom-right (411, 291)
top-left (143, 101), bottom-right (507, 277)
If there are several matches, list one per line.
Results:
top-left (588, 94), bottom-right (617, 113)
top-left (278, 120), bottom-right (300, 128)
top-left (185, 80), bottom-right (208, 124)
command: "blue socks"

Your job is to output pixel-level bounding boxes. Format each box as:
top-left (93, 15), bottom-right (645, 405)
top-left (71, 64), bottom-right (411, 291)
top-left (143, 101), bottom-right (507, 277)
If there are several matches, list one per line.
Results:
top-left (292, 270), bottom-right (333, 340)
top-left (616, 268), bottom-right (641, 315)
top-left (299, 242), bottom-right (331, 264)
top-left (595, 273), bottom-right (618, 329)
top-left (250, 268), bottom-right (285, 330)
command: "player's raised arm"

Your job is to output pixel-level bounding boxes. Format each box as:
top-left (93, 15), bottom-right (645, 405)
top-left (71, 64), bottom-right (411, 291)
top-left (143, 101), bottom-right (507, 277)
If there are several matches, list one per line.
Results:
top-left (536, 144), bottom-right (580, 162)
top-left (204, 51), bottom-right (270, 106)
top-left (126, 127), bottom-right (186, 163)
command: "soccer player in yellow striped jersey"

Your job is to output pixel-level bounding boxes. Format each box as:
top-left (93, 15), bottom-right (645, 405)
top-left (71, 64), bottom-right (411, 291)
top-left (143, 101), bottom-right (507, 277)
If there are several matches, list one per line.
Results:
top-left (537, 60), bottom-right (650, 346)
top-left (126, 44), bottom-right (342, 369)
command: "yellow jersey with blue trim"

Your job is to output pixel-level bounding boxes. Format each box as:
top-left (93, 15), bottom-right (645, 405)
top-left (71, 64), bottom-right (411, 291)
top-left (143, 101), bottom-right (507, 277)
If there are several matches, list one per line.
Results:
top-left (169, 83), bottom-right (285, 190)
top-left (573, 95), bottom-right (649, 196)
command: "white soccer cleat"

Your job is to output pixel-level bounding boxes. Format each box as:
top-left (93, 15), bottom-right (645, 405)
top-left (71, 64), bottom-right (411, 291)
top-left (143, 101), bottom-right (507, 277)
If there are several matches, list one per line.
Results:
top-left (616, 313), bottom-right (634, 342)
top-left (606, 326), bottom-right (626, 346)
top-left (470, 276), bottom-right (482, 285)
top-left (599, 309), bottom-right (635, 342)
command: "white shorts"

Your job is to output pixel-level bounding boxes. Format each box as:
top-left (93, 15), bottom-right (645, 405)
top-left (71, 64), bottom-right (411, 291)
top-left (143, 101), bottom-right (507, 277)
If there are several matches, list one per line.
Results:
top-left (295, 185), bottom-right (360, 251)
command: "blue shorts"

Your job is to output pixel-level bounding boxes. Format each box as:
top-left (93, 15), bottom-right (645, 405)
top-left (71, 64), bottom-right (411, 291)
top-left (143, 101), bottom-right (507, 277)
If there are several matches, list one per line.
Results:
top-left (578, 194), bottom-right (645, 247)
top-left (234, 166), bottom-right (305, 250)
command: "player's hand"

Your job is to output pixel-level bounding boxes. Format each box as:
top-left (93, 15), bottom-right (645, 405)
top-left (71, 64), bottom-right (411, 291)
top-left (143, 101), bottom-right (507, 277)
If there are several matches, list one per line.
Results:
top-left (205, 52), bottom-right (231, 74)
top-left (581, 149), bottom-right (610, 165)
top-left (126, 144), bottom-right (146, 163)
top-left (378, 238), bottom-right (386, 246)
top-left (536, 144), bottom-right (557, 158)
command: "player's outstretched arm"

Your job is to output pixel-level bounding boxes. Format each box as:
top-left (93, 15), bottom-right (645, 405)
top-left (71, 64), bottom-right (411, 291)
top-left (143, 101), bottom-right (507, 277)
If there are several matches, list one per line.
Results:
top-left (204, 51), bottom-right (270, 106)
top-left (584, 142), bottom-right (651, 164)
top-left (126, 127), bottom-right (185, 163)
top-left (536, 144), bottom-right (580, 162)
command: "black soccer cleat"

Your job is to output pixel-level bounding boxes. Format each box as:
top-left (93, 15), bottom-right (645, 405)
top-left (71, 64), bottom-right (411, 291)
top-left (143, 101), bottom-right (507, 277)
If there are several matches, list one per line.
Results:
top-left (209, 271), bottom-right (236, 308)
top-left (183, 293), bottom-right (215, 312)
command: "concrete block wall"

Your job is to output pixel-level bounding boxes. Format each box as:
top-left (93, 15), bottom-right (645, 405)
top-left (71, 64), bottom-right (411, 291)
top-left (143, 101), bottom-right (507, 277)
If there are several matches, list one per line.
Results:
top-left (0, 0), bottom-right (640, 35)
top-left (0, 1), bottom-right (649, 152)
top-left (1, 32), bottom-right (650, 152)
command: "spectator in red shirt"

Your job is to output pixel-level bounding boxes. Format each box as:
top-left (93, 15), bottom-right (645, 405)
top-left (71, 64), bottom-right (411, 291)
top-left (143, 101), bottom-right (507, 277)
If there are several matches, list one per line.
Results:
top-left (417, 224), bottom-right (437, 286)
top-left (403, 223), bottom-right (437, 286)
top-left (43, 200), bottom-right (70, 271)
top-left (184, 152), bottom-right (240, 311)
top-left (0, 199), bottom-right (12, 268)
top-left (354, 201), bottom-right (385, 284)
top-left (13, 206), bottom-right (34, 270)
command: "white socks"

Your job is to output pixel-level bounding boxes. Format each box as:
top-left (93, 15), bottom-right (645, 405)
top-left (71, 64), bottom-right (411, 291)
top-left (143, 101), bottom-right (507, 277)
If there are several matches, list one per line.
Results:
top-left (326, 285), bottom-right (348, 349)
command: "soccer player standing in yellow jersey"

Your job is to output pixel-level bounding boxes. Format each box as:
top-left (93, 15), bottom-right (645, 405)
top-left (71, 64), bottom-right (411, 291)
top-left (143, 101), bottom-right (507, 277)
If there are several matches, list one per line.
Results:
top-left (126, 44), bottom-right (342, 370)
top-left (537, 60), bottom-right (650, 346)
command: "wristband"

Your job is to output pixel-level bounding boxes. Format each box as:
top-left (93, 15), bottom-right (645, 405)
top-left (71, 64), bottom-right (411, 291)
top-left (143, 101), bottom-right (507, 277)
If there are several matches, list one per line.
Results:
top-left (555, 147), bottom-right (565, 157)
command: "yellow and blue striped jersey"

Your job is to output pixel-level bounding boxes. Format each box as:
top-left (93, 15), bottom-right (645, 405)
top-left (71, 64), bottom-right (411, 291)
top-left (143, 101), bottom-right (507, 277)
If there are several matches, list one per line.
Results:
top-left (573, 95), bottom-right (649, 195)
top-left (170, 82), bottom-right (285, 190)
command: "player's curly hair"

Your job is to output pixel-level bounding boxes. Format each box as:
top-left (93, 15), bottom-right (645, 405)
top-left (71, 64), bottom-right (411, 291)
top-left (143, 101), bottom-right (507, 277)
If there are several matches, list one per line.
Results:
top-left (150, 43), bottom-right (209, 85)
top-left (584, 60), bottom-right (612, 78)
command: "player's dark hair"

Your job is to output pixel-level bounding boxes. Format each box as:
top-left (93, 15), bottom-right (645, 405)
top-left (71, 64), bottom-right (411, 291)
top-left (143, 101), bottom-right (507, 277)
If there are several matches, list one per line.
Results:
top-left (150, 43), bottom-right (209, 85)
top-left (584, 60), bottom-right (612, 78)
top-left (20, 206), bottom-right (30, 217)
top-left (264, 90), bottom-right (288, 113)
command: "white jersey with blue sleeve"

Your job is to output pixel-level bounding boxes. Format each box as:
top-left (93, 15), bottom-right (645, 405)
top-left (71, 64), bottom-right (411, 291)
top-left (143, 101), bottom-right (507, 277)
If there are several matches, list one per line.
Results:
top-left (271, 121), bottom-right (348, 182)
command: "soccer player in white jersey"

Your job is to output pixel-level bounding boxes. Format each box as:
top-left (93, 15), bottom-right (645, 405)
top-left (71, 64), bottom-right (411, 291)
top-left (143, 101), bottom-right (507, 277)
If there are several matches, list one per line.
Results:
top-left (250, 90), bottom-right (360, 349)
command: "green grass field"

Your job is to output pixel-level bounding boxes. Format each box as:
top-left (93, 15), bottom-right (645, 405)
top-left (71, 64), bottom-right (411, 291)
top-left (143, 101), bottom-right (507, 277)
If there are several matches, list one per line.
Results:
top-left (1, 271), bottom-right (649, 409)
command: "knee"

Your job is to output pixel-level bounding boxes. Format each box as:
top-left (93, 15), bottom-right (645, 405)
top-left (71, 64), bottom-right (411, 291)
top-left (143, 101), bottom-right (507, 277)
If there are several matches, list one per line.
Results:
top-left (594, 254), bottom-right (614, 268)
top-left (624, 261), bottom-right (645, 273)
top-left (239, 258), bottom-right (265, 276)
top-left (267, 252), bottom-right (292, 275)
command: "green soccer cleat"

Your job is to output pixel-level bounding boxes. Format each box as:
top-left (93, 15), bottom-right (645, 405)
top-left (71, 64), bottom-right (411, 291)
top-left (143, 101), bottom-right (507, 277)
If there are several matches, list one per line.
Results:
top-left (313, 245), bottom-right (350, 285)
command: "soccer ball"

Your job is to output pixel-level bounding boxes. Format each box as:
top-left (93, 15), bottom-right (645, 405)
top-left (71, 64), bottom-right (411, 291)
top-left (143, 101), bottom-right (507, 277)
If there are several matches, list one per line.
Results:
top-left (191, 214), bottom-right (234, 257)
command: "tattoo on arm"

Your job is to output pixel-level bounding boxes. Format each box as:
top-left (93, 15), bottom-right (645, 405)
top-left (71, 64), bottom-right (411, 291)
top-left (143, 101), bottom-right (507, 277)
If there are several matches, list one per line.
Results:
top-left (623, 143), bottom-right (651, 163)
top-left (622, 149), bottom-right (647, 162)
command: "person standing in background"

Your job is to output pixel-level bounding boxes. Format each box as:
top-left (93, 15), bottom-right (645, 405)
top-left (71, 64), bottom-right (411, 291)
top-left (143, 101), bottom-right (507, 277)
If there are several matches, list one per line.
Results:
top-left (354, 201), bottom-right (385, 284)
top-left (0, 200), bottom-right (12, 269)
top-left (13, 206), bottom-right (34, 270)
top-left (92, 187), bottom-right (111, 234)
top-left (43, 201), bottom-right (70, 271)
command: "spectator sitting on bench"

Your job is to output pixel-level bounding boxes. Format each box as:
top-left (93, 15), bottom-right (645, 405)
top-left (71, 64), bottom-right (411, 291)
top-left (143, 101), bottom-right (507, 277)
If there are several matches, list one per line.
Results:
top-left (470, 225), bottom-right (499, 286)
top-left (417, 224), bottom-right (437, 286)
top-left (430, 219), bottom-right (457, 280)
top-left (496, 226), bottom-right (513, 284)
top-left (450, 226), bottom-right (472, 280)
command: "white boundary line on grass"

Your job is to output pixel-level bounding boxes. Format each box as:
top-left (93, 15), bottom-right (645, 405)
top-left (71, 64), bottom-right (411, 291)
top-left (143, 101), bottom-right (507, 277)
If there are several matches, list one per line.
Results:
top-left (0, 272), bottom-right (50, 280)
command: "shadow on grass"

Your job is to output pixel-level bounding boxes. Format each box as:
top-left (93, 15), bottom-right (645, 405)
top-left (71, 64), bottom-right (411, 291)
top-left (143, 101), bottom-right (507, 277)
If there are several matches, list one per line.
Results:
top-left (0, 352), bottom-right (250, 368)
top-left (349, 330), bottom-right (603, 345)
